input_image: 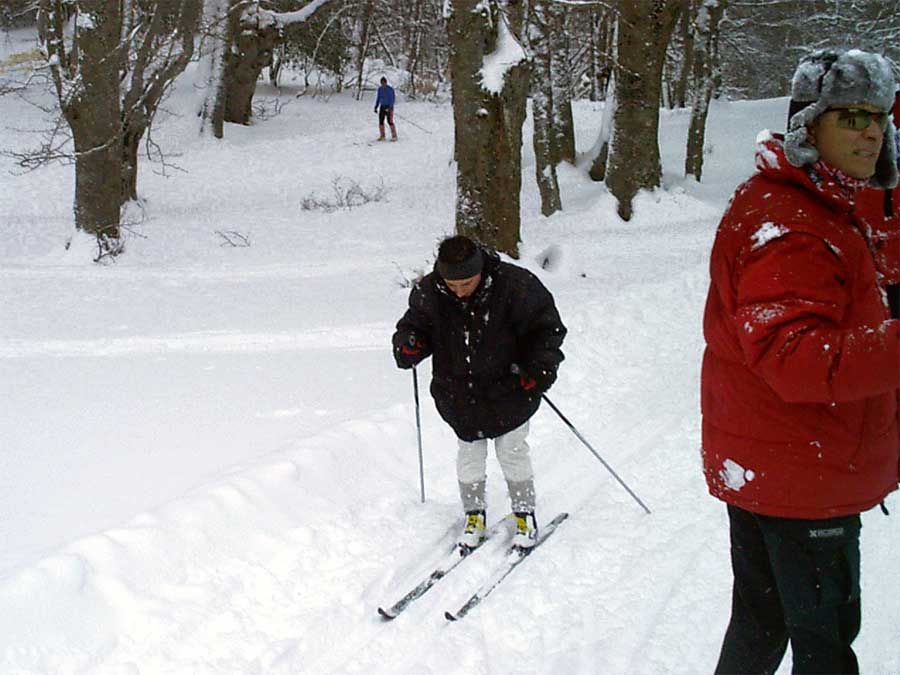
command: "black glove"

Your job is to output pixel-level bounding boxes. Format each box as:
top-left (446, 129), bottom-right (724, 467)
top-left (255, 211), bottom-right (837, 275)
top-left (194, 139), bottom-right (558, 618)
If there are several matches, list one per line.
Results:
top-left (374, 107), bottom-right (379, 114)
top-left (394, 333), bottom-right (427, 369)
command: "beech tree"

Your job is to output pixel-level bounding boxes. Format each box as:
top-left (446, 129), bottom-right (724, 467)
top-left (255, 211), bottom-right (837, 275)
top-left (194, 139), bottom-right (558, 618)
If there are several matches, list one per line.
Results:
top-left (199, 0), bottom-right (335, 134)
top-left (447, 0), bottom-right (530, 257)
top-left (352, 0), bottom-right (377, 100)
top-left (684, 0), bottom-right (727, 181)
top-left (547, 4), bottom-right (575, 165)
top-left (605, 0), bottom-right (683, 220)
top-left (40, 0), bottom-right (122, 245)
top-left (529, 0), bottom-right (562, 217)
top-left (120, 1), bottom-right (200, 201)
top-left (38, 0), bottom-right (198, 253)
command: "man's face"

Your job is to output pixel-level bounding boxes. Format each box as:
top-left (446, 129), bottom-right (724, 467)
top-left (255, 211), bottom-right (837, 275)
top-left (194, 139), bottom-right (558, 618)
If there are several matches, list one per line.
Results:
top-left (808, 104), bottom-right (887, 179)
top-left (444, 273), bottom-right (481, 299)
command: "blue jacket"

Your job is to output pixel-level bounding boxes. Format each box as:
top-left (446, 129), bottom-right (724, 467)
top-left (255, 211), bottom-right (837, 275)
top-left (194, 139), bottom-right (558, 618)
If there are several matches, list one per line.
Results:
top-left (375, 85), bottom-right (395, 110)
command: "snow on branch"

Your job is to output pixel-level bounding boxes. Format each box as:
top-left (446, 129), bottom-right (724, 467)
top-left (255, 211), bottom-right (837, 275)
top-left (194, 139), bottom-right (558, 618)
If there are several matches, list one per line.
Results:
top-left (252, 0), bottom-right (335, 30)
top-left (550, 0), bottom-right (619, 12)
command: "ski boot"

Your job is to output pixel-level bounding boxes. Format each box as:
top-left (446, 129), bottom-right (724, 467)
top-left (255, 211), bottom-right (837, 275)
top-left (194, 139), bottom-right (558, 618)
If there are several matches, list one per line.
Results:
top-left (458, 510), bottom-right (486, 554)
top-left (512, 511), bottom-right (538, 551)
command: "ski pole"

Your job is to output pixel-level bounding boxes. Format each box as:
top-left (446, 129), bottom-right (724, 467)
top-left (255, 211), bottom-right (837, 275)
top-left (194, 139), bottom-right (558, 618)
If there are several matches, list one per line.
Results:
top-left (412, 365), bottom-right (426, 503)
top-left (395, 112), bottom-right (433, 134)
top-left (542, 393), bottom-right (651, 515)
top-left (510, 364), bottom-right (650, 515)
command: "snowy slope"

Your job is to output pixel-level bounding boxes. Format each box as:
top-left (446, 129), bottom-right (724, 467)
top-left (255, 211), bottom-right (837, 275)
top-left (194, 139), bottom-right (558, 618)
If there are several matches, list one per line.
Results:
top-left (1, 30), bottom-right (898, 674)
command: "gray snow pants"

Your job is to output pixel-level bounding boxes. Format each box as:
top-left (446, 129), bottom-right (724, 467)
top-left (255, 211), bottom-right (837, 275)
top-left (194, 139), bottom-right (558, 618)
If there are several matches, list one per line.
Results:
top-left (456, 421), bottom-right (535, 514)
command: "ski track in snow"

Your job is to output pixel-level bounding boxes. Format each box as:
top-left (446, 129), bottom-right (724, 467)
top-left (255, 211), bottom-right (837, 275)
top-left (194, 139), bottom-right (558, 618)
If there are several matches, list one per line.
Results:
top-left (1, 37), bottom-right (898, 673)
top-left (0, 325), bottom-right (392, 358)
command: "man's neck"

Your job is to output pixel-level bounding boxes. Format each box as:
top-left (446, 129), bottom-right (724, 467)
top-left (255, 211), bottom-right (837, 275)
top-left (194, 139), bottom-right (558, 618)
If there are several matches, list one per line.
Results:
top-left (813, 160), bottom-right (870, 195)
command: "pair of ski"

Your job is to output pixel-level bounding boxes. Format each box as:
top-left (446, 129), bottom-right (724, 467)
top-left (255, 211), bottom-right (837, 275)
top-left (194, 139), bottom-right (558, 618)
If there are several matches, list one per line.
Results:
top-left (377, 512), bottom-right (568, 622)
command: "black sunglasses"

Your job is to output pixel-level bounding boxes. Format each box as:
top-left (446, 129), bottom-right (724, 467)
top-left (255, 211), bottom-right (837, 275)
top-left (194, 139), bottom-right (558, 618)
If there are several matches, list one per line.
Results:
top-left (828, 108), bottom-right (891, 131)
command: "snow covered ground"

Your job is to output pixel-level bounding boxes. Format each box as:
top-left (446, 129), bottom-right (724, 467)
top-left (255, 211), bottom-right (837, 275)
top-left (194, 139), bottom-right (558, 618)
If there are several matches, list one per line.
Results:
top-left (1, 29), bottom-right (898, 674)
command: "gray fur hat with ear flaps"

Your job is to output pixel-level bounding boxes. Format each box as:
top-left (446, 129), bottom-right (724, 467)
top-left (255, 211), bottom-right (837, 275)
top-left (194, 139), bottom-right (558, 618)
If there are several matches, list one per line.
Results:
top-left (784, 48), bottom-right (898, 189)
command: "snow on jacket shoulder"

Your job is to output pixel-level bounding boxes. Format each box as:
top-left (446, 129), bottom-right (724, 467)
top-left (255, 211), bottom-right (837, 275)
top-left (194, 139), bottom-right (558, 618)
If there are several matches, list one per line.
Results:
top-left (701, 134), bottom-right (900, 519)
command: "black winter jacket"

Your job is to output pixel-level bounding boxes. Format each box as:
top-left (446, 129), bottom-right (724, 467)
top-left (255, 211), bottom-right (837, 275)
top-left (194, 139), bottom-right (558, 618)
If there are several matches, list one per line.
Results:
top-left (393, 249), bottom-right (566, 441)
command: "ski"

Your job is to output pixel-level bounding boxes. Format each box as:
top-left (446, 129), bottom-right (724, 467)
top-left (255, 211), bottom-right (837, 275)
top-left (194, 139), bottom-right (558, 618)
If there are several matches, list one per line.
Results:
top-left (377, 514), bottom-right (512, 620)
top-left (444, 512), bottom-right (569, 622)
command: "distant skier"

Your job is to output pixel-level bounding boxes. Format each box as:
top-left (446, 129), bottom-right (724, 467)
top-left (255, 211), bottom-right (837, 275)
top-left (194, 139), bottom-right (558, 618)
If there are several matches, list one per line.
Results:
top-left (392, 235), bottom-right (566, 551)
top-left (701, 49), bottom-right (900, 674)
top-left (374, 76), bottom-right (398, 142)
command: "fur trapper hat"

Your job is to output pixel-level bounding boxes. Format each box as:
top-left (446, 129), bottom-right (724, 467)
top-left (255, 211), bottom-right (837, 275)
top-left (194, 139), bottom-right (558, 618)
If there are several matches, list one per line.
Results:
top-left (784, 48), bottom-right (898, 188)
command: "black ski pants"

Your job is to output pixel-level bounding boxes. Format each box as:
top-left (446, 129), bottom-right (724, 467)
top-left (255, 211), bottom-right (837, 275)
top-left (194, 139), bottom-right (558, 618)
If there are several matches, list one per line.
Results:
top-left (715, 505), bottom-right (861, 675)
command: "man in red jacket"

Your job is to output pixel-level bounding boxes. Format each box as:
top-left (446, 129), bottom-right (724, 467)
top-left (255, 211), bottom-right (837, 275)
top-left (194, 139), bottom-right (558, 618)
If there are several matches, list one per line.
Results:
top-left (702, 49), bottom-right (899, 674)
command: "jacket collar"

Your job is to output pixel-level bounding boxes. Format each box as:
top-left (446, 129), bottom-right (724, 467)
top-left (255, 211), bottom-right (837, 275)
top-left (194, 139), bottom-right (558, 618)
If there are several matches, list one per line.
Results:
top-left (756, 133), bottom-right (859, 214)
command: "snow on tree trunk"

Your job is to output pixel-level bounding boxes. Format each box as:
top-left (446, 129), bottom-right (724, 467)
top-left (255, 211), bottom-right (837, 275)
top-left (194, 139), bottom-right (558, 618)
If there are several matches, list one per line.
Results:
top-left (588, 68), bottom-right (616, 182)
top-left (605, 0), bottom-right (682, 221)
top-left (199, 0), bottom-right (231, 138)
top-left (448, 0), bottom-right (530, 258)
top-left (529, 0), bottom-right (561, 216)
top-left (685, 0), bottom-right (727, 181)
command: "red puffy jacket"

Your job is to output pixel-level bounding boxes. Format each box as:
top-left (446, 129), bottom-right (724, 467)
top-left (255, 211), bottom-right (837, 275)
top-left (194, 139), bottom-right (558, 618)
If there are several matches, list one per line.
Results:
top-left (702, 135), bottom-right (900, 519)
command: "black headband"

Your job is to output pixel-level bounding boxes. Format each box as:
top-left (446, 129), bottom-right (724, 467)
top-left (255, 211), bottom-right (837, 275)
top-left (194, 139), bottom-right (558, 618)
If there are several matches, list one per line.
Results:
top-left (438, 249), bottom-right (483, 280)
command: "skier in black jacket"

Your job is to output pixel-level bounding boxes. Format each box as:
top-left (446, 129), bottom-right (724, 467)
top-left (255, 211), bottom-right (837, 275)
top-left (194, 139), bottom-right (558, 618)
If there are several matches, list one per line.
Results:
top-left (393, 235), bottom-right (566, 550)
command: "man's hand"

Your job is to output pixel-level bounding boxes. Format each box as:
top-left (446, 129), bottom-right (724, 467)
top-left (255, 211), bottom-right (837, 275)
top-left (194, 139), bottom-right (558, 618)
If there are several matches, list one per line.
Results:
top-left (395, 333), bottom-right (427, 369)
top-left (519, 372), bottom-right (538, 391)
top-left (512, 364), bottom-right (555, 393)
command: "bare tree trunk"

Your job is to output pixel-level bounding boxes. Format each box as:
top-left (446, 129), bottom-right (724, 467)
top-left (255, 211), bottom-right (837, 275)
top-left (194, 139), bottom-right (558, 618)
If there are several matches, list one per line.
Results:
top-left (685, 0), bottom-right (727, 180)
top-left (198, 0), bottom-right (232, 138)
top-left (353, 0), bottom-right (376, 100)
top-left (674, 0), bottom-right (695, 108)
top-left (529, 0), bottom-right (561, 216)
top-left (448, 0), bottom-right (529, 257)
top-left (121, 0), bottom-right (199, 201)
top-left (42, 0), bottom-right (124, 241)
top-left (223, 3), bottom-right (278, 124)
top-left (605, 0), bottom-right (682, 221)
top-left (406, 0), bottom-right (424, 97)
top-left (549, 3), bottom-right (575, 165)
top-left (214, 1), bottom-right (335, 129)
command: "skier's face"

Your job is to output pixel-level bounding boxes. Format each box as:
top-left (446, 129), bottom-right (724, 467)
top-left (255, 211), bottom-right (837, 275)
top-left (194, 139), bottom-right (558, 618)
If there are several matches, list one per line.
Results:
top-left (444, 273), bottom-right (481, 299)
top-left (808, 103), bottom-right (886, 179)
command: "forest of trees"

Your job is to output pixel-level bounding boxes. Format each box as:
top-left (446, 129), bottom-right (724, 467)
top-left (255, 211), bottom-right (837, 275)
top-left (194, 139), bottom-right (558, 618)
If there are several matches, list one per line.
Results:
top-left (2, 0), bottom-right (899, 259)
